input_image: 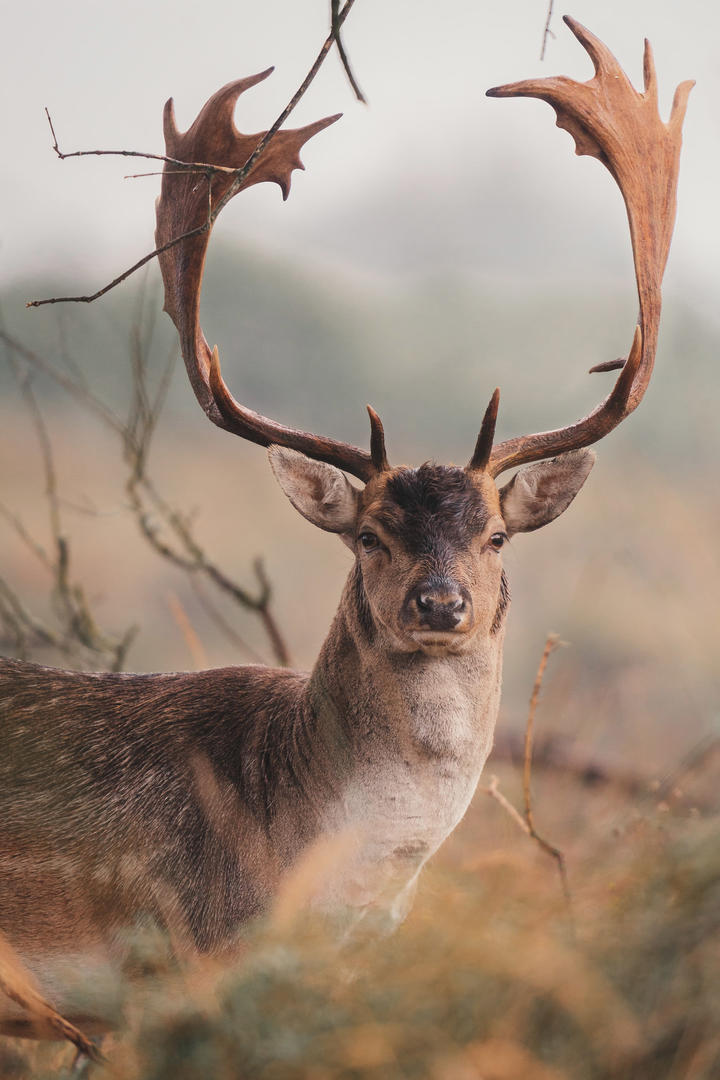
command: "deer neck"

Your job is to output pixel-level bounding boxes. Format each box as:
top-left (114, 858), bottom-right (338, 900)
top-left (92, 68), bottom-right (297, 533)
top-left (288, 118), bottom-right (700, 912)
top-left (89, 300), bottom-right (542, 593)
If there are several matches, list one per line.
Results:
top-left (302, 565), bottom-right (504, 922)
top-left (310, 566), bottom-right (503, 757)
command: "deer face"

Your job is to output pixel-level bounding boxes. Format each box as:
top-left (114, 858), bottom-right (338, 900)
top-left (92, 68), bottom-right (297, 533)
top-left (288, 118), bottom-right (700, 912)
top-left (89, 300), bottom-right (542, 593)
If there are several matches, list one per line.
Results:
top-left (355, 465), bottom-right (505, 655)
top-left (269, 446), bottom-right (595, 656)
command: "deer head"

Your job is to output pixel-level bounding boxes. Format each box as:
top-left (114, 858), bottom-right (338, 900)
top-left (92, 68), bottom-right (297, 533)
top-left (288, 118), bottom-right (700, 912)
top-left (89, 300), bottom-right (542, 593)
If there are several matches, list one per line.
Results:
top-left (155, 17), bottom-right (692, 659)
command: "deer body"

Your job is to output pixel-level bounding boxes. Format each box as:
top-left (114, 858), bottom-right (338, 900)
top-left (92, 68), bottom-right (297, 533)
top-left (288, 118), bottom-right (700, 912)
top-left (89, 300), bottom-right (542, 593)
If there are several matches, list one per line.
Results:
top-left (0, 15), bottom-right (692, 1044)
top-left (0, 471), bottom-right (508, 944)
top-left (1, 541), bottom-right (504, 1028)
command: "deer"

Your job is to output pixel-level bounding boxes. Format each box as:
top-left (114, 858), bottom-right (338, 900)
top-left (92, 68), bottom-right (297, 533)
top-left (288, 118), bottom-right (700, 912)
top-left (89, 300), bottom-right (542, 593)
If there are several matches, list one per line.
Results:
top-left (0, 17), bottom-right (692, 1042)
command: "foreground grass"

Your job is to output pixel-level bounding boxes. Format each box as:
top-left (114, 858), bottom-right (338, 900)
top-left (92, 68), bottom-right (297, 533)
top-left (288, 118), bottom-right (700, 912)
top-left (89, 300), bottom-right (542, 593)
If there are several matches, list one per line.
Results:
top-left (3, 769), bottom-right (718, 1080)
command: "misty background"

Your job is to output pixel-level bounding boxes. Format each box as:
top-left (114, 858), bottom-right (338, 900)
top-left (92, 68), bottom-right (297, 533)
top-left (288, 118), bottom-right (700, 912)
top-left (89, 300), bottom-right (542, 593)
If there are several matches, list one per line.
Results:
top-left (1, 0), bottom-right (718, 776)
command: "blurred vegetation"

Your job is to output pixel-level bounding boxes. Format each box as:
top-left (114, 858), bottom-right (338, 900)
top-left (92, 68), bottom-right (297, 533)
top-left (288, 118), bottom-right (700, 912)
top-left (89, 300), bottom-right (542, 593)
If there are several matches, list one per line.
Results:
top-left (2, 768), bottom-right (718, 1079)
top-left (139, 812), bottom-right (720, 1080)
top-left (1, 244), bottom-right (718, 1077)
top-left (3, 239), bottom-right (719, 469)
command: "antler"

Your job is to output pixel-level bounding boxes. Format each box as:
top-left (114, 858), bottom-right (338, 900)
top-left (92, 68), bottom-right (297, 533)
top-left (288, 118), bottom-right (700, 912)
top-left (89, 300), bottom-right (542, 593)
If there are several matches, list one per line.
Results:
top-left (474, 16), bottom-right (693, 479)
top-left (156, 71), bottom-right (386, 482)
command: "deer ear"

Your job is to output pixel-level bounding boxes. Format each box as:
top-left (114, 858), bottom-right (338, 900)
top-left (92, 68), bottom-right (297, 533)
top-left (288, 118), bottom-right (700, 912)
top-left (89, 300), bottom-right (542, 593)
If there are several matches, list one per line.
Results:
top-left (268, 446), bottom-right (360, 542)
top-left (499, 449), bottom-right (596, 536)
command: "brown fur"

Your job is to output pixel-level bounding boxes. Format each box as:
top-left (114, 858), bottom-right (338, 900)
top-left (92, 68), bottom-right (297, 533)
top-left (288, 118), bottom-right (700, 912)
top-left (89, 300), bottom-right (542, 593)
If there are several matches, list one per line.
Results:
top-left (0, 453), bottom-right (592, 1031)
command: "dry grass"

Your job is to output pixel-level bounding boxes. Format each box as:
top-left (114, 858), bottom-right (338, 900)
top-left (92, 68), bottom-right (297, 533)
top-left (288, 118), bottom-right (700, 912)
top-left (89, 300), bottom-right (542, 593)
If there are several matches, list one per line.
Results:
top-left (1, 756), bottom-right (718, 1079)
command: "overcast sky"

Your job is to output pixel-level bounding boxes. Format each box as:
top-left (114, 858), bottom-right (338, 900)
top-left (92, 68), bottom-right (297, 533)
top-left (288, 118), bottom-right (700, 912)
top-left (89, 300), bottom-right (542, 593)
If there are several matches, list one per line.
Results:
top-left (2, 1), bottom-right (717, 320)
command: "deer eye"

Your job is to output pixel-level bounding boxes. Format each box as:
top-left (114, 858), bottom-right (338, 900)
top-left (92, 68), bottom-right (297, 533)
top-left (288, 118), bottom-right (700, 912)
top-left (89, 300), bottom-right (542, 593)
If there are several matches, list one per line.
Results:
top-left (359, 531), bottom-right (380, 551)
top-left (490, 532), bottom-right (507, 550)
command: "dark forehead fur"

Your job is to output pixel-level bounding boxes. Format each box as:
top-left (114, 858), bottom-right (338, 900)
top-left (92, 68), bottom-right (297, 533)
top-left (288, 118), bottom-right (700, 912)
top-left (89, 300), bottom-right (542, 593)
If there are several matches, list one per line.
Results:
top-left (374, 464), bottom-right (491, 555)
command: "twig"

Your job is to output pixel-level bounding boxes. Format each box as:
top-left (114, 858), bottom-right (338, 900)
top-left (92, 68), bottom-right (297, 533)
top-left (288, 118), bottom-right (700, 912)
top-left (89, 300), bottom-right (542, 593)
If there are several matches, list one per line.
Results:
top-left (10, 361), bottom-right (62, 551)
top-left (331, 0), bottom-right (367, 102)
top-left (167, 592), bottom-right (209, 671)
top-left (190, 577), bottom-right (267, 666)
top-left (44, 106), bottom-right (235, 175)
top-left (0, 328), bottom-right (125, 433)
top-left (1, 333), bottom-right (138, 671)
top-left (0, 502), bottom-right (51, 570)
top-left (0, 576), bottom-right (60, 651)
top-left (492, 729), bottom-right (644, 796)
top-left (27, 0), bottom-right (360, 309)
top-left (204, 558), bottom-right (291, 667)
top-left (112, 303), bottom-right (292, 667)
top-left (214, 0), bottom-right (359, 216)
top-left (540, 0), bottom-right (555, 61)
top-left (483, 774), bottom-right (531, 837)
top-left (4, 310), bottom-right (287, 667)
top-left (523, 634), bottom-right (561, 830)
top-left (522, 634), bottom-right (571, 905)
top-left (27, 212), bottom-right (212, 307)
top-left (124, 170), bottom-right (190, 179)
top-left (653, 735), bottom-right (720, 805)
top-left (254, 558), bottom-right (291, 668)
top-left (482, 634), bottom-right (572, 914)
top-left (0, 932), bottom-right (102, 1063)
top-left (481, 765), bottom-right (573, 914)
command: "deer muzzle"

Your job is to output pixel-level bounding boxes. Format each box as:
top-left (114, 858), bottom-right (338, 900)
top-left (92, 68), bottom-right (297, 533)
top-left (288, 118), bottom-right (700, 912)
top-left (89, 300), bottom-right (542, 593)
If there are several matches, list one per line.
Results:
top-left (403, 579), bottom-right (473, 636)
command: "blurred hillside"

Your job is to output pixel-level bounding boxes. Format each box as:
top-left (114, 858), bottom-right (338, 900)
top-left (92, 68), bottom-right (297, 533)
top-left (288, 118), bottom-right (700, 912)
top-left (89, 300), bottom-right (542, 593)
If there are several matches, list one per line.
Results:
top-left (1, 241), bottom-right (718, 773)
top-left (4, 237), bottom-right (718, 467)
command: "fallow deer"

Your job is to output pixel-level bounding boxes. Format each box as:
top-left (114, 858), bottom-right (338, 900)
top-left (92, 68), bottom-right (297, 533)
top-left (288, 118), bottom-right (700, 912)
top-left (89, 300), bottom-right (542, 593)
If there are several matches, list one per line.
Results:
top-left (0, 18), bottom-right (692, 1039)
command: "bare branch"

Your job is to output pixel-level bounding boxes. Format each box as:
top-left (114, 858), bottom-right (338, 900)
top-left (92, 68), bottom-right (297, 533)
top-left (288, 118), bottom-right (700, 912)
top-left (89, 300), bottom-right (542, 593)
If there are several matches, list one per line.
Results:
top-left (124, 170), bottom-right (189, 179)
top-left (482, 774), bottom-right (531, 837)
top-left (45, 106), bottom-right (235, 175)
top-left (0, 931), bottom-right (102, 1062)
top-left (482, 634), bottom-right (571, 913)
top-left (6, 354), bottom-right (62, 549)
top-left (0, 502), bottom-right (51, 570)
top-left (331, 0), bottom-right (367, 102)
top-left (523, 633), bottom-right (561, 829)
top-left (540, 1), bottom-right (555, 61)
top-left (190, 577), bottom-right (267, 666)
top-left (26, 210), bottom-right (212, 307)
top-left (167, 591), bottom-right (209, 670)
top-left (253, 559), bottom-right (291, 667)
top-left (27, 0), bottom-right (361, 309)
top-left (215, 0), bottom-right (359, 217)
top-left (114, 305), bottom-right (292, 667)
top-left (0, 328), bottom-right (124, 432)
top-left (1, 332), bottom-right (139, 671)
top-left (0, 577), bottom-right (60, 651)
top-left (522, 634), bottom-right (571, 905)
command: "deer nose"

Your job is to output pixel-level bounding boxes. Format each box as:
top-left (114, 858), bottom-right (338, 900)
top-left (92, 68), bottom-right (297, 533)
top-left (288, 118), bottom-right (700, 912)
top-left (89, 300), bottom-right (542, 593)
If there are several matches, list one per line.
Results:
top-left (417, 591), bottom-right (465, 614)
top-left (413, 582), bottom-right (467, 630)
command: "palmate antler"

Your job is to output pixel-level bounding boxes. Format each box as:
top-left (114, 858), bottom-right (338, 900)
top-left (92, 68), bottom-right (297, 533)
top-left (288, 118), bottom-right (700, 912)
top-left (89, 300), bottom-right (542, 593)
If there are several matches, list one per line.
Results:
top-left (156, 19), bottom-right (692, 486)
top-left (474, 15), bottom-right (694, 478)
top-left (155, 70), bottom-right (387, 482)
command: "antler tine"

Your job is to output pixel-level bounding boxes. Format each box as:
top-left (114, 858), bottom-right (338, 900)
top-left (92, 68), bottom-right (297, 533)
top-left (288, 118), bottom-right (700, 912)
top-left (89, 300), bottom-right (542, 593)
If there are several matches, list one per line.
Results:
top-left (467, 388), bottom-right (500, 472)
top-left (367, 405), bottom-right (390, 473)
top-left (155, 75), bottom-right (381, 483)
top-left (484, 17), bottom-right (694, 479)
